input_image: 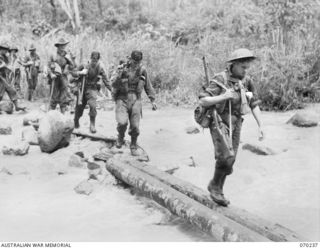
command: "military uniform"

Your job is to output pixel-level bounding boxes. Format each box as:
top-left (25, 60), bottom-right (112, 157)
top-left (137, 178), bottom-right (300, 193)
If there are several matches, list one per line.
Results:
top-left (112, 51), bottom-right (156, 155)
top-left (9, 46), bottom-right (22, 96)
top-left (0, 54), bottom-right (18, 102)
top-left (47, 38), bottom-right (74, 113)
top-left (200, 69), bottom-right (259, 175)
top-left (74, 52), bottom-right (112, 133)
top-left (0, 42), bottom-right (25, 111)
top-left (199, 48), bottom-right (262, 206)
top-left (23, 45), bottom-right (40, 101)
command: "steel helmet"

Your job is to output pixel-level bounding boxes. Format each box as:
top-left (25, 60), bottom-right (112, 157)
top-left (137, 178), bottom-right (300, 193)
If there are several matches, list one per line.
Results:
top-left (227, 48), bottom-right (256, 62)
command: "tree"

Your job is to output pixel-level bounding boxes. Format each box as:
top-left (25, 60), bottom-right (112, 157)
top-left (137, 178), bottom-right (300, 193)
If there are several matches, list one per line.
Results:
top-left (56, 0), bottom-right (81, 33)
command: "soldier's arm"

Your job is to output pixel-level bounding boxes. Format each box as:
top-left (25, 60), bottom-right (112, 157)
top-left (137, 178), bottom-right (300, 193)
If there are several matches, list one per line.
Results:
top-left (46, 55), bottom-right (57, 81)
top-left (199, 75), bottom-right (229, 107)
top-left (141, 67), bottom-right (155, 102)
top-left (246, 78), bottom-right (261, 109)
top-left (245, 78), bottom-right (264, 140)
top-left (99, 65), bottom-right (112, 92)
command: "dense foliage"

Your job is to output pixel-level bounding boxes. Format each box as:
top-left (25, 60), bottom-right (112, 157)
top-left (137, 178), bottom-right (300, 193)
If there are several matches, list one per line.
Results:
top-left (1, 0), bottom-right (320, 110)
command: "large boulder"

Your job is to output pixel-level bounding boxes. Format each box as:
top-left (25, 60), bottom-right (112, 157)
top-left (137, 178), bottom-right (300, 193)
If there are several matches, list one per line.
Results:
top-left (287, 110), bottom-right (319, 127)
top-left (0, 101), bottom-right (14, 114)
top-left (38, 110), bottom-right (74, 153)
top-left (21, 126), bottom-right (39, 145)
top-left (2, 140), bottom-right (30, 156)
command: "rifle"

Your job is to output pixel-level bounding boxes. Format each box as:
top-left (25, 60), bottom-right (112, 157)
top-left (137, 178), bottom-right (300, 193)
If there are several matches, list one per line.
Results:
top-left (202, 56), bottom-right (232, 138)
top-left (77, 48), bottom-right (85, 105)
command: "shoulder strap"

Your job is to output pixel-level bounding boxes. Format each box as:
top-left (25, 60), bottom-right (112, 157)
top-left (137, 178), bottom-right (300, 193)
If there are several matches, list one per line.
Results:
top-left (211, 71), bottom-right (229, 91)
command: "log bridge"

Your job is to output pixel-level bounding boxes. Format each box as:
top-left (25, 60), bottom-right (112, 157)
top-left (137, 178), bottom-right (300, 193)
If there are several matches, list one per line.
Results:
top-left (72, 130), bottom-right (306, 242)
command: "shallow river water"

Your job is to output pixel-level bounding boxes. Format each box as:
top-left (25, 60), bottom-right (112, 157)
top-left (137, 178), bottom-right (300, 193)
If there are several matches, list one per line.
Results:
top-left (0, 101), bottom-right (319, 241)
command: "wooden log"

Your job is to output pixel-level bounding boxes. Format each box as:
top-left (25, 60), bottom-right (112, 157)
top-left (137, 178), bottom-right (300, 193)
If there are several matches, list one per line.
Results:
top-left (106, 158), bottom-right (270, 242)
top-left (123, 159), bottom-right (305, 242)
top-left (72, 130), bottom-right (116, 144)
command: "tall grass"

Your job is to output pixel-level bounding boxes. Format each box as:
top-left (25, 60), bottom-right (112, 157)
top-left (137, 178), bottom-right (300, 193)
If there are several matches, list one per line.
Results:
top-left (1, 19), bottom-right (320, 110)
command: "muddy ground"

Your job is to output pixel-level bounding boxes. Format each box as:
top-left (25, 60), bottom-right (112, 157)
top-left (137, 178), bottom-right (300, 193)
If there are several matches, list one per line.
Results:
top-left (0, 100), bottom-right (319, 241)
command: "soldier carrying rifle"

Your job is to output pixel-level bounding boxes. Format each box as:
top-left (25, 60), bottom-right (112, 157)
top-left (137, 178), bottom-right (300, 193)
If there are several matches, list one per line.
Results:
top-left (198, 49), bottom-right (264, 207)
top-left (73, 51), bottom-right (112, 133)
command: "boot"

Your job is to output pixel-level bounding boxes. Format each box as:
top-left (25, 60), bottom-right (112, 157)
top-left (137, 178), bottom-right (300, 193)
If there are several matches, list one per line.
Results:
top-left (13, 100), bottom-right (26, 112)
top-left (130, 136), bottom-right (140, 156)
top-left (89, 116), bottom-right (96, 133)
top-left (220, 174), bottom-right (230, 205)
top-left (115, 134), bottom-right (125, 148)
top-left (207, 169), bottom-right (229, 207)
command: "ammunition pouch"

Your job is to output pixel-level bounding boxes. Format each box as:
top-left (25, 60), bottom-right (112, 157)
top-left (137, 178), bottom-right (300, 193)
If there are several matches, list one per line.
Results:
top-left (194, 105), bottom-right (212, 128)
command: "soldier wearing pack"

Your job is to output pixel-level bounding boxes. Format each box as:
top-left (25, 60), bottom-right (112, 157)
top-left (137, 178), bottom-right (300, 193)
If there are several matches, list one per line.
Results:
top-left (73, 51), bottom-right (112, 133)
top-left (112, 50), bottom-right (157, 156)
top-left (9, 45), bottom-right (22, 98)
top-left (199, 48), bottom-right (264, 206)
top-left (0, 42), bottom-right (25, 112)
top-left (47, 38), bottom-right (74, 113)
top-left (21, 44), bottom-right (41, 101)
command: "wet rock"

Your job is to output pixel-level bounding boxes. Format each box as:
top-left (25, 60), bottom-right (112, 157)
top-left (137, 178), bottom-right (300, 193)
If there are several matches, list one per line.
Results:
top-left (287, 111), bottom-right (319, 127)
top-left (185, 126), bottom-right (200, 134)
top-left (75, 151), bottom-right (85, 158)
top-left (87, 161), bottom-right (102, 179)
top-left (0, 123), bottom-right (12, 135)
top-left (38, 110), bottom-right (74, 153)
top-left (74, 180), bottom-right (94, 195)
top-left (242, 143), bottom-right (276, 155)
top-left (0, 100), bottom-right (14, 114)
top-left (21, 126), bottom-right (39, 145)
top-left (69, 154), bottom-right (87, 168)
top-left (2, 141), bottom-right (30, 156)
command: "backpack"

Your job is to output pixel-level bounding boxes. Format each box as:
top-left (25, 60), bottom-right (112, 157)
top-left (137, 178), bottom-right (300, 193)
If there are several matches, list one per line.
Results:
top-left (194, 73), bottom-right (229, 128)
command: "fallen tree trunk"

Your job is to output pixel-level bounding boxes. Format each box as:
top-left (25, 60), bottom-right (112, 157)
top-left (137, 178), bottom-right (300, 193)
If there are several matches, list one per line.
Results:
top-left (106, 158), bottom-right (270, 242)
top-left (124, 159), bottom-right (304, 242)
top-left (72, 130), bottom-right (116, 144)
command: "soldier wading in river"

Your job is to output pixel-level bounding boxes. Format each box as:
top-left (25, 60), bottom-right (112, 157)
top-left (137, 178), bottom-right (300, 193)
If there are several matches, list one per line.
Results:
top-left (199, 48), bottom-right (264, 206)
top-left (112, 50), bottom-right (157, 156)
top-left (73, 51), bottom-right (112, 133)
